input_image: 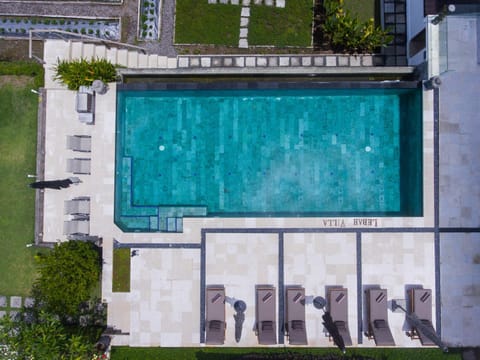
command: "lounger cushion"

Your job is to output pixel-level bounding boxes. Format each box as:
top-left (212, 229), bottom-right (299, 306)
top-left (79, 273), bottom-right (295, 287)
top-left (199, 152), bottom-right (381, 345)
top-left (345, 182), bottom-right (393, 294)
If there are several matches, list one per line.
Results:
top-left (291, 320), bottom-right (304, 330)
top-left (374, 319), bottom-right (387, 329)
top-left (209, 320), bottom-right (223, 331)
top-left (262, 321), bottom-right (274, 331)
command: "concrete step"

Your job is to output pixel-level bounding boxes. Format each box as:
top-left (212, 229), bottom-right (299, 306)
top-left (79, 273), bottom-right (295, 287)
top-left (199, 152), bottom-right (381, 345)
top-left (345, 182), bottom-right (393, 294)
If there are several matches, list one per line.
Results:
top-left (106, 48), bottom-right (118, 65)
top-left (82, 43), bottom-right (95, 59)
top-left (158, 56), bottom-right (168, 68)
top-left (117, 49), bottom-right (129, 66)
top-left (127, 51), bottom-right (139, 67)
top-left (138, 53), bottom-right (149, 68)
top-left (70, 41), bottom-right (83, 60)
top-left (148, 54), bottom-right (158, 68)
top-left (94, 45), bottom-right (107, 59)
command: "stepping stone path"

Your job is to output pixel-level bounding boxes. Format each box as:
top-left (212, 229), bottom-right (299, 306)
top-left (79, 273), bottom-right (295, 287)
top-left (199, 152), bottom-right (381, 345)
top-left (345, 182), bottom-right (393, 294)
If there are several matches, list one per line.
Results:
top-left (0, 295), bottom-right (34, 319)
top-left (10, 296), bottom-right (22, 308)
top-left (208, 0), bottom-right (286, 48)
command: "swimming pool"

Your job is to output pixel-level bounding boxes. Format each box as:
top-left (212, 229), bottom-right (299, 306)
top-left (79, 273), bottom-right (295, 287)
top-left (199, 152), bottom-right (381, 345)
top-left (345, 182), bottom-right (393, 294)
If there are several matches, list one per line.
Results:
top-left (115, 82), bottom-right (422, 232)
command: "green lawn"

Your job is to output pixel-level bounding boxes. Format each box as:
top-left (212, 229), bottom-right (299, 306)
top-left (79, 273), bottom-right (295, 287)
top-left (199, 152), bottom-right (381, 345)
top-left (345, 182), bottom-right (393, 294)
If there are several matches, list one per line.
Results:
top-left (111, 347), bottom-right (461, 360)
top-left (0, 63), bottom-right (44, 296)
top-left (112, 248), bottom-right (131, 292)
top-left (249, 0), bottom-right (313, 47)
top-left (344, 0), bottom-right (380, 24)
top-left (175, 0), bottom-right (241, 46)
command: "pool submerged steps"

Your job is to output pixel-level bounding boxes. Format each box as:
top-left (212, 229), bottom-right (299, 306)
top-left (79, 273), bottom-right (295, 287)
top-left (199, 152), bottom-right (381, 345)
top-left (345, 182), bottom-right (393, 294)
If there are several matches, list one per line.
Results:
top-left (115, 157), bottom-right (207, 233)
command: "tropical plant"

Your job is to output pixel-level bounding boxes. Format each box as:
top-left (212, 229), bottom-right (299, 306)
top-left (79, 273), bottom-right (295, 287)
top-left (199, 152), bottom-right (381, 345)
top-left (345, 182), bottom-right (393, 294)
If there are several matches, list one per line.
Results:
top-left (322, 0), bottom-right (393, 53)
top-left (53, 57), bottom-right (117, 90)
top-left (33, 241), bottom-right (102, 317)
top-left (0, 310), bottom-right (95, 360)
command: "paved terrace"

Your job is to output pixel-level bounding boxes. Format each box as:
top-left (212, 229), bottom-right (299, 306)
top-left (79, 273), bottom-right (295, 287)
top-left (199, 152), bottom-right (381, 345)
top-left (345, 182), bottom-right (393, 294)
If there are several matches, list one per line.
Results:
top-left (434, 15), bottom-right (480, 347)
top-left (35, 38), bottom-right (446, 348)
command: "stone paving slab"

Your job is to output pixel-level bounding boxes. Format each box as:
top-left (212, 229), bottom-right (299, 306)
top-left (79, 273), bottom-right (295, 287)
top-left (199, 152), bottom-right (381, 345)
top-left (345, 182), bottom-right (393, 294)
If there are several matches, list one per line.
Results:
top-left (362, 233), bottom-right (435, 347)
top-left (24, 297), bottom-right (35, 308)
top-left (206, 233), bottom-right (279, 346)
top-left (0, 311), bottom-right (6, 319)
top-left (10, 296), bottom-right (22, 308)
top-left (284, 233), bottom-right (357, 346)
top-left (0, 296), bottom-right (6, 307)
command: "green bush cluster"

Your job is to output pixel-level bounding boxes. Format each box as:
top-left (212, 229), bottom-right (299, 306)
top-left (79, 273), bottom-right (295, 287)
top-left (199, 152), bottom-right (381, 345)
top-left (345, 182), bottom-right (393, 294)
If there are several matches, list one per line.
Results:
top-left (53, 57), bottom-right (117, 90)
top-left (33, 241), bottom-right (102, 317)
top-left (322, 0), bottom-right (392, 53)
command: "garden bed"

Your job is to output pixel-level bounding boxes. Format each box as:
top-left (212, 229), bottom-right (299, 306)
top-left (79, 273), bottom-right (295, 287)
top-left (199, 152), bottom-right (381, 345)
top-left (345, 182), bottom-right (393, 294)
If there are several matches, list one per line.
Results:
top-left (138, 0), bottom-right (160, 40)
top-left (0, 16), bottom-right (120, 40)
top-left (112, 248), bottom-right (130, 292)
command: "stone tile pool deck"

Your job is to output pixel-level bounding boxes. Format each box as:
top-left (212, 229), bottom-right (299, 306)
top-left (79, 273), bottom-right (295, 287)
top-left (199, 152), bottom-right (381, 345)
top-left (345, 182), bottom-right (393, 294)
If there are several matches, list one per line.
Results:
top-left (37, 34), bottom-right (480, 348)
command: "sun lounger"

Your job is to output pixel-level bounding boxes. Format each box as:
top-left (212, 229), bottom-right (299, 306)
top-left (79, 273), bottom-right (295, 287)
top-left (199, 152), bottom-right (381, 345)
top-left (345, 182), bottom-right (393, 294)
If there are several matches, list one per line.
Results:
top-left (366, 288), bottom-right (395, 346)
top-left (66, 158), bottom-right (91, 175)
top-left (410, 288), bottom-right (436, 346)
top-left (285, 286), bottom-right (307, 345)
top-left (66, 135), bottom-right (91, 152)
top-left (205, 286), bottom-right (226, 345)
top-left (328, 287), bottom-right (352, 346)
top-left (64, 197), bottom-right (90, 215)
top-left (76, 91), bottom-right (95, 124)
top-left (256, 286), bottom-right (277, 345)
top-left (63, 219), bottom-right (89, 236)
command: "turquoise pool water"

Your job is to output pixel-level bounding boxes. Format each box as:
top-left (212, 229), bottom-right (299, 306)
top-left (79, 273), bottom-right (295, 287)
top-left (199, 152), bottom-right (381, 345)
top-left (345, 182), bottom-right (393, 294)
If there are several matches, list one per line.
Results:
top-left (115, 86), bottom-right (422, 232)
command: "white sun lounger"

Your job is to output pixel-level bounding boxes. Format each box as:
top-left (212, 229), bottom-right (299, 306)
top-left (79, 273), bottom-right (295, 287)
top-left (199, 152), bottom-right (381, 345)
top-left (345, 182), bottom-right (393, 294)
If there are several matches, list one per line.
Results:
top-left (66, 158), bottom-right (91, 175)
top-left (63, 219), bottom-right (89, 236)
top-left (66, 135), bottom-right (91, 152)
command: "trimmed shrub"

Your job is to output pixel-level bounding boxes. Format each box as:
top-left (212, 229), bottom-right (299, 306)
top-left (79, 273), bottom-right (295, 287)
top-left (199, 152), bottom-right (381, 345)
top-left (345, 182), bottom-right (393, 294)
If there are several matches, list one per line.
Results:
top-left (53, 57), bottom-right (117, 90)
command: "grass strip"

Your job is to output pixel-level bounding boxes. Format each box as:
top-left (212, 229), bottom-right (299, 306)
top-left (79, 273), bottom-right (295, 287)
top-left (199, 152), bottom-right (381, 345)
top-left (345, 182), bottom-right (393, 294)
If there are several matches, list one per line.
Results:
top-left (249, 0), bottom-right (313, 47)
top-left (175, 0), bottom-right (241, 46)
top-left (112, 248), bottom-right (131, 292)
top-left (111, 347), bottom-right (461, 360)
top-left (343, 0), bottom-right (380, 25)
top-left (0, 77), bottom-right (42, 295)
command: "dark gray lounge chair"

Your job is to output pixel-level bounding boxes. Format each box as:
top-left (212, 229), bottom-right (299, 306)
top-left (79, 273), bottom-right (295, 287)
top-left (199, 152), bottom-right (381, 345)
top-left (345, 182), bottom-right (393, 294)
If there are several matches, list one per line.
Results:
top-left (410, 288), bottom-right (435, 346)
top-left (328, 287), bottom-right (352, 346)
top-left (205, 286), bottom-right (226, 345)
top-left (366, 289), bottom-right (395, 346)
top-left (285, 286), bottom-right (308, 345)
top-left (66, 135), bottom-right (91, 152)
top-left (256, 286), bottom-right (277, 345)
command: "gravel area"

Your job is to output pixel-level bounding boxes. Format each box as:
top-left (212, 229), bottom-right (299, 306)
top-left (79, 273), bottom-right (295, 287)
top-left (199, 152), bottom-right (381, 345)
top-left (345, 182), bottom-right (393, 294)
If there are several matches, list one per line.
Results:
top-left (0, 0), bottom-right (177, 55)
top-left (0, 0), bottom-right (140, 45)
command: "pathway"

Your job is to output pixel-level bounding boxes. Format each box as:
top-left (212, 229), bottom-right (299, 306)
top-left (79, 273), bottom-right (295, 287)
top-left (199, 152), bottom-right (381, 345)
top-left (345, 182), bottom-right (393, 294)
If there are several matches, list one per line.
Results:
top-left (207, 0), bottom-right (286, 48)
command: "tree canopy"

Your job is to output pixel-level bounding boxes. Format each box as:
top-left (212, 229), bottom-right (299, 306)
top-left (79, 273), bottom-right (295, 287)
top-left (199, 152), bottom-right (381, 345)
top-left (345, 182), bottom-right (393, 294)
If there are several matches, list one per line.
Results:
top-left (33, 241), bottom-right (101, 317)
